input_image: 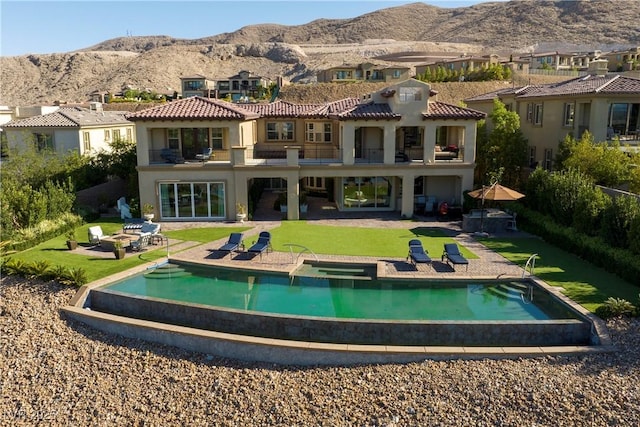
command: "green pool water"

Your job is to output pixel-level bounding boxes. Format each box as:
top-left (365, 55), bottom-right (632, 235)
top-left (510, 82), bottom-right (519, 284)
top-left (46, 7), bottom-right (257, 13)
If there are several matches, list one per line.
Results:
top-left (102, 264), bottom-right (578, 321)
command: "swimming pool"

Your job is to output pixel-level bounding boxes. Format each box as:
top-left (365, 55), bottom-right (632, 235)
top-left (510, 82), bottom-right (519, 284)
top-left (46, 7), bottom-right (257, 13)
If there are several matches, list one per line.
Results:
top-left (85, 261), bottom-right (594, 347)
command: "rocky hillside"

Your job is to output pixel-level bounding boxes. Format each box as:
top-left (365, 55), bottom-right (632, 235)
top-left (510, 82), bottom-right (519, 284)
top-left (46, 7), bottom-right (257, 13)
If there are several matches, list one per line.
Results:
top-left (1, 0), bottom-right (638, 106)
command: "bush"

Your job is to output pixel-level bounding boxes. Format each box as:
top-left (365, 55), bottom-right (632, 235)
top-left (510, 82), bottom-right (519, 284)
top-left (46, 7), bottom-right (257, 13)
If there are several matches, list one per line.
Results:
top-left (1, 258), bottom-right (87, 287)
top-left (595, 297), bottom-right (636, 319)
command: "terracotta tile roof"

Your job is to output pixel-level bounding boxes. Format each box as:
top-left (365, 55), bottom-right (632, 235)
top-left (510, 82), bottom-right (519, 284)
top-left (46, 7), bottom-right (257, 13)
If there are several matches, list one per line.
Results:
top-left (125, 94), bottom-right (487, 123)
top-left (126, 97), bottom-right (260, 121)
top-left (423, 102), bottom-right (487, 120)
top-left (464, 87), bottom-right (521, 102)
top-left (241, 101), bottom-right (322, 118)
top-left (332, 101), bottom-right (401, 120)
top-left (3, 107), bottom-right (130, 128)
top-left (467, 75), bottom-right (640, 102)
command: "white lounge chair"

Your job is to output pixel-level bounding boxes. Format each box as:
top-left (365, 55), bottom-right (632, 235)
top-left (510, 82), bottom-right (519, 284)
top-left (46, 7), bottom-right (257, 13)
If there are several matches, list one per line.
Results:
top-left (88, 226), bottom-right (105, 245)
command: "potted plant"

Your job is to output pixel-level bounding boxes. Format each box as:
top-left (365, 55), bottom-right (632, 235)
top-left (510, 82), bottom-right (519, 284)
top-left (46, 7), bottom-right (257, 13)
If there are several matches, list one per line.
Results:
top-left (236, 203), bottom-right (247, 223)
top-left (142, 203), bottom-right (155, 221)
top-left (66, 229), bottom-right (78, 250)
top-left (113, 240), bottom-right (126, 260)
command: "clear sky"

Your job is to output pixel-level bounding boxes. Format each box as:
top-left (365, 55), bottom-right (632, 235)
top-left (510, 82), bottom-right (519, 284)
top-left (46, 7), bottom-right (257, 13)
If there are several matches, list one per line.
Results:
top-left (1, 0), bottom-right (505, 57)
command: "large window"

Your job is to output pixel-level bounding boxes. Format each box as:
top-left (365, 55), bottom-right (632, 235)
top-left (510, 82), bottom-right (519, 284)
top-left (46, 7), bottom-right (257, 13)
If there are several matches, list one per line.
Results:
top-left (83, 132), bottom-right (91, 151)
top-left (184, 80), bottom-right (203, 91)
top-left (529, 146), bottom-right (537, 168)
top-left (563, 103), bottom-right (575, 127)
top-left (342, 176), bottom-right (391, 210)
top-left (305, 122), bottom-right (331, 143)
top-left (533, 103), bottom-right (543, 125)
top-left (168, 129), bottom-right (179, 149)
top-left (211, 128), bottom-right (224, 149)
top-left (266, 122), bottom-right (294, 141)
top-left (543, 148), bottom-right (553, 171)
top-left (113, 129), bottom-right (121, 140)
top-left (33, 133), bottom-right (53, 151)
top-left (399, 87), bottom-right (421, 103)
top-left (160, 182), bottom-right (225, 219)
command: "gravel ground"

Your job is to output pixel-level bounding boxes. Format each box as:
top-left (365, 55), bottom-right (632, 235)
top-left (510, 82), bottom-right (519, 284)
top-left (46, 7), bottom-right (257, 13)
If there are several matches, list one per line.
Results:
top-left (2, 276), bottom-right (640, 426)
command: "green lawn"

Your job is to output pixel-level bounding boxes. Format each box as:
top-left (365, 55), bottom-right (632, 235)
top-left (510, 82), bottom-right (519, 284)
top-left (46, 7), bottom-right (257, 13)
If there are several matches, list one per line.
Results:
top-left (260, 221), bottom-right (476, 259)
top-left (481, 237), bottom-right (639, 312)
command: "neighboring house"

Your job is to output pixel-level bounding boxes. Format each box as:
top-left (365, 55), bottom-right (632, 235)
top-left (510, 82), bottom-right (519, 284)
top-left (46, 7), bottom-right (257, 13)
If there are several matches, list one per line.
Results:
top-left (180, 71), bottom-right (271, 101)
top-left (3, 105), bottom-right (134, 155)
top-left (599, 47), bottom-right (640, 72)
top-left (217, 70), bottom-right (271, 101)
top-left (180, 74), bottom-right (217, 98)
top-left (128, 79), bottom-right (485, 222)
top-left (317, 63), bottom-right (410, 83)
top-left (465, 63), bottom-right (640, 171)
top-left (415, 54), bottom-right (528, 77)
top-left (520, 51), bottom-right (593, 71)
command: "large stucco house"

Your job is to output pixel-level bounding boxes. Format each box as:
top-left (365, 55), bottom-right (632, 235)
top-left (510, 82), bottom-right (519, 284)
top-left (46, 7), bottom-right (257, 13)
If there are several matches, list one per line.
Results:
top-left (3, 104), bottom-right (134, 155)
top-left (465, 64), bottom-right (640, 170)
top-left (128, 79), bottom-right (486, 222)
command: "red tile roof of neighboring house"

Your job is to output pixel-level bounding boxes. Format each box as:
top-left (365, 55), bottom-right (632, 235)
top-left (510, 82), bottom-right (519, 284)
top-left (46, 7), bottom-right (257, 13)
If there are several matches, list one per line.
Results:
top-left (466, 75), bottom-right (640, 102)
top-left (3, 107), bottom-right (130, 128)
top-left (127, 97), bottom-right (260, 121)
top-left (423, 102), bottom-right (487, 120)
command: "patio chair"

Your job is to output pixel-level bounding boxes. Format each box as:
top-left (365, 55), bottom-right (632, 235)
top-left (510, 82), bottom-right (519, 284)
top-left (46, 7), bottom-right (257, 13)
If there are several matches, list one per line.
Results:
top-left (506, 212), bottom-right (518, 231)
top-left (88, 226), bottom-right (105, 245)
top-left (195, 147), bottom-right (213, 162)
top-left (160, 148), bottom-right (185, 164)
top-left (130, 232), bottom-right (152, 252)
top-left (216, 232), bottom-right (244, 258)
top-left (407, 239), bottom-right (432, 267)
top-left (247, 231), bottom-right (272, 260)
top-left (442, 243), bottom-right (469, 271)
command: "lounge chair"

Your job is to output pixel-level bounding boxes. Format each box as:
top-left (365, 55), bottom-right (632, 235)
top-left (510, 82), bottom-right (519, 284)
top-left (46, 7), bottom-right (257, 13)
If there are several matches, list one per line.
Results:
top-left (88, 226), bottom-right (105, 245)
top-left (442, 243), bottom-right (469, 271)
top-left (130, 232), bottom-right (152, 252)
top-left (407, 239), bottom-right (431, 267)
top-left (160, 148), bottom-right (185, 164)
top-left (216, 232), bottom-right (244, 258)
top-left (195, 147), bottom-right (213, 162)
top-left (247, 231), bottom-right (272, 259)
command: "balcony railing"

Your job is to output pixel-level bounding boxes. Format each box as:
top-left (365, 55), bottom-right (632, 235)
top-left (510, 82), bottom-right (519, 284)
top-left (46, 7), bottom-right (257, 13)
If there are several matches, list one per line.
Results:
top-left (148, 148), bottom-right (230, 164)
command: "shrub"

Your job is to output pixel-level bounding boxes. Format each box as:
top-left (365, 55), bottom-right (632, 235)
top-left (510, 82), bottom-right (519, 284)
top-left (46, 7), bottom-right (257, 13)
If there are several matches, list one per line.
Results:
top-left (26, 260), bottom-right (52, 280)
top-left (2, 258), bottom-right (29, 276)
top-left (595, 297), bottom-right (636, 319)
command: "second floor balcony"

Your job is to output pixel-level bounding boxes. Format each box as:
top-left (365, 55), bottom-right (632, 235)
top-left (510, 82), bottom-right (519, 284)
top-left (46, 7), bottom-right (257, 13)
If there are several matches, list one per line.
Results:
top-left (147, 143), bottom-right (464, 167)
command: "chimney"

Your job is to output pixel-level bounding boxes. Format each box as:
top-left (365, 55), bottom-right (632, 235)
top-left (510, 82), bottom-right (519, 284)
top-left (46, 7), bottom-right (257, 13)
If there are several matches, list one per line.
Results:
top-left (588, 59), bottom-right (608, 76)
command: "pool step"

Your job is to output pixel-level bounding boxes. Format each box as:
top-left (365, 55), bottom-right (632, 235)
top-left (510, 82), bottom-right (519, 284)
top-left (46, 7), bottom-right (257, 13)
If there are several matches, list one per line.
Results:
top-left (486, 282), bottom-right (528, 301)
top-left (144, 264), bottom-right (192, 279)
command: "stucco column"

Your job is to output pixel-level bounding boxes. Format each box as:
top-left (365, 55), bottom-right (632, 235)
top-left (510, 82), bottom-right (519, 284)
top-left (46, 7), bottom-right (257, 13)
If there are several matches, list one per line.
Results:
top-left (463, 122), bottom-right (476, 163)
top-left (590, 99), bottom-right (609, 142)
top-left (286, 174), bottom-right (299, 220)
top-left (401, 174), bottom-right (415, 218)
top-left (342, 123), bottom-right (355, 165)
top-left (424, 125), bottom-right (436, 163)
top-left (231, 146), bottom-right (246, 166)
top-left (285, 146), bottom-right (300, 166)
top-left (383, 123), bottom-right (396, 164)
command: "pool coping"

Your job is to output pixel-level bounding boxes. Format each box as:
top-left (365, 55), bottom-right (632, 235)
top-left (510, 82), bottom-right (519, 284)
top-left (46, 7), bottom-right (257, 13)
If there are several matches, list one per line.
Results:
top-left (63, 258), bottom-right (614, 366)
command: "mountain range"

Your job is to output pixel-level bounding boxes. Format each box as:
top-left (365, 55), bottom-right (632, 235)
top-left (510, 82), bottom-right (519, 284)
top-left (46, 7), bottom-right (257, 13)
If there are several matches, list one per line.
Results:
top-left (1, 0), bottom-right (638, 106)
